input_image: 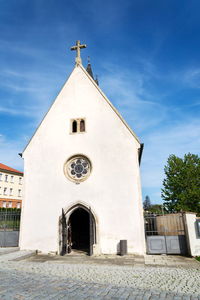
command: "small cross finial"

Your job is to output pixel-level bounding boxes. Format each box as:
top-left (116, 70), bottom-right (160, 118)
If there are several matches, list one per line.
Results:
top-left (70, 40), bottom-right (86, 65)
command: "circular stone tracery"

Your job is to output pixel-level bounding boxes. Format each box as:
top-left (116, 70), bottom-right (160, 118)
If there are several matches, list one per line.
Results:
top-left (64, 156), bottom-right (91, 182)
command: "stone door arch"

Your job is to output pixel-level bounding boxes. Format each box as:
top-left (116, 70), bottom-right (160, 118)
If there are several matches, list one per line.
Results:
top-left (60, 204), bottom-right (96, 256)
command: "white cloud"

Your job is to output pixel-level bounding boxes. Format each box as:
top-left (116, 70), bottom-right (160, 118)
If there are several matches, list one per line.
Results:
top-left (99, 63), bottom-right (200, 202)
top-left (100, 62), bottom-right (169, 134)
top-left (0, 106), bottom-right (27, 116)
top-left (141, 118), bottom-right (200, 191)
top-left (0, 66), bottom-right (67, 123)
top-left (183, 68), bottom-right (200, 89)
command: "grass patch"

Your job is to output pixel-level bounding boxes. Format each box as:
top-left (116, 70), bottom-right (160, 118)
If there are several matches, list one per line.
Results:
top-left (0, 220), bottom-right (20, 230)
top-left (195, 256), bottom-right (200, 262)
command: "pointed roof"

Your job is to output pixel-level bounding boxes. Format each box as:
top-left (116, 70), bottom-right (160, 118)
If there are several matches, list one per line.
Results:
top-left (95, 75), bottom-right (99, 86)
top-left (79, 64), bottom-right (140, 143)
top-left (0, 163), bottom-right (23, 175)
top-left (86, 63), bottom-right (94, 79)
top-left (23, 63), bottom-right (141, 154)
top-left (86, 56), bottom-right (99, 85)
top-left (86, 62), bottom-right (99, 86)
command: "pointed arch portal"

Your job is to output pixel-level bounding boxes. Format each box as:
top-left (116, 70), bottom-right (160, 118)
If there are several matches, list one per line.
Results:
top-left (60, 205), bottom-right (96, 256)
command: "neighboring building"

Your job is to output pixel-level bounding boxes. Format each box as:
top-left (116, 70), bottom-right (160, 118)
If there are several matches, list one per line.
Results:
top-left (19, 41), bottom-right (145, 255)
top-left (0, 163), bottom-right (23, 208)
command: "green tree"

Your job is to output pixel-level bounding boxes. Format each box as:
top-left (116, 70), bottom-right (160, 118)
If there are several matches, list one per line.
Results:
top-left (148, 204), bottom-right (165, 214)
top-left (161, 153), bottom-right (200, 213)
top-left (143, 195), bottom-right (151, 211)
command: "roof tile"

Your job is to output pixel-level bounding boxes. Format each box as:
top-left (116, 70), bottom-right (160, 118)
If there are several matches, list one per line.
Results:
top-left (0, 163), bottom-right (23, 174)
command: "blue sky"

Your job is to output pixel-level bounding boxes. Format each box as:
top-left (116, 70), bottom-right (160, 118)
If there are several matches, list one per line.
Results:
top-left (0, 0), bottom-right (200, 204)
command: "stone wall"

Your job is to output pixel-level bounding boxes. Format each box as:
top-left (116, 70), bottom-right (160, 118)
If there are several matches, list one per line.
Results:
top-left (184, 212), bottom-right (200, 256)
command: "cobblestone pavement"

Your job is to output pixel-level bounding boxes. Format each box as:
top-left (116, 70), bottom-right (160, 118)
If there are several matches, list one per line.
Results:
top-left (0, 249), bottom-right (200, 299)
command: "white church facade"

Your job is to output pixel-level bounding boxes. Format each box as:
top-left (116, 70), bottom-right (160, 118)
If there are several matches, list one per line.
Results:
top-left (19, 41), bottom-right (146, 255)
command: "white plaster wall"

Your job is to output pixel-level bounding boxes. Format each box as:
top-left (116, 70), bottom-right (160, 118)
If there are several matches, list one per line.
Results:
top-left (19, 65), bottom-right (145, 255)
top-left (185, 213), bottom-right (200, 256)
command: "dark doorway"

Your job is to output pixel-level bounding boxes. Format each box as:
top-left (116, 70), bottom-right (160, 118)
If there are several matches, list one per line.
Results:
top-left (68, 208), bottom-right (90, 253)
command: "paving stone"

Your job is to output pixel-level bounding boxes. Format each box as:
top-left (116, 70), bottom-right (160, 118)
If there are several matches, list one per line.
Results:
top-left (142, 295), bottom-right (151, 300)
top-left (0, 251), bottom-right (199, 299)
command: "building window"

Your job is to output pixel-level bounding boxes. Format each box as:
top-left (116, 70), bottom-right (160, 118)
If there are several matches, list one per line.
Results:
top-left (19, 177), bottom-right (22, 184)
top-left (72, 120), bottom-right (77, 133)
top-left (18, 189), bottom-right (21, 197)
top-left (71, 118), bottom-right (86, 133)
top-left (0, 173), bottom-right (2, 181)
top-left (3, 187), bottom-right (7, 195)
top-left (0, 187), bottom-right (1, 194)
top-left (8, 201), bottom-right (12, 208)
top-left (80, 119), bottom-right (85, 132)
top-left (5, 175), bottom-right (8, 182)
top-left (9, 188), bottom-right (13, 196)
top-left (64, 155), bottom-right (91, 183)
top-left (3, 201), bottom-right (6, 208)
top-left (11, 176), bottom-right (14, 183)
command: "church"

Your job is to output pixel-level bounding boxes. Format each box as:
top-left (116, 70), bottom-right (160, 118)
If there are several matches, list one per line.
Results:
top-left (19, 41), bottom-right (146, 255)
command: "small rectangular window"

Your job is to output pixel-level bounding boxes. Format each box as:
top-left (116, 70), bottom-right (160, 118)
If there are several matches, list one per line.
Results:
top-left (9, 188), bottom-right (13, 196)
top-left (80, 119), bottom-right (85, 132)
top-left (70, 118), bottom-right (86, 133)
top-left (3, 201), bottom-right (6, 208)
top-left (11, 176), bottom-right (14, 183)
top-left (5, 175), bottom-right (8, 182)
top-left (3, 187), bottom-right (7, 195)
top-left (19, 177), bottom-right (22, 184)
top-left (18, 189), bottom-right (21, 197)
top-left (8, 201), bottom-right (12, 208)
top-left (0, 173), bottom-right (2, 181)
top-left (17, 202), bottom-right (21, 209)
top-left (0, 187), bottom-right (1, 194)
top-left (72, 120), bottom-right (77, 133)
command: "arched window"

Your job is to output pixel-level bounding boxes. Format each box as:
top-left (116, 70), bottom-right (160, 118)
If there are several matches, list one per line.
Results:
top-left (70, 118), bottom-right (86, 134)
top-left (80, 119), bottom-right (85, 132)
top-left (72, 120), bottom-right (77, 133)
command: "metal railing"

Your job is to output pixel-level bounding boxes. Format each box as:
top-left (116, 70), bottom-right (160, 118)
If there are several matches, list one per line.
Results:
top-left (0, 209), bottom-right (21, 231)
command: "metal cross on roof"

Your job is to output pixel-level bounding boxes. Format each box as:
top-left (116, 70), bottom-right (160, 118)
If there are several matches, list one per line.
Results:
top-left (70, 40), bottom-right (86, 65)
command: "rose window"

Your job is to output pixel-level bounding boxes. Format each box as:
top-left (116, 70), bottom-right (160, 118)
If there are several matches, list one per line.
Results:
top-left (64, 156), bottom-right (91, 182)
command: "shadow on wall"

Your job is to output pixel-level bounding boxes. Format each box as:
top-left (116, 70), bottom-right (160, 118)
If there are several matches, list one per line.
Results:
top-left (117, 240), bottom-right (128, 256)
top-left (117, 242), bottom-right (120, 255)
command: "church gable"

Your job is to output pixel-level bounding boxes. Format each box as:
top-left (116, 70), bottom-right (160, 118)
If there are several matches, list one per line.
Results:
top-left (23, 63), bottom-right (140, 156)
top-left (79, 64), bottom-right (140, 143)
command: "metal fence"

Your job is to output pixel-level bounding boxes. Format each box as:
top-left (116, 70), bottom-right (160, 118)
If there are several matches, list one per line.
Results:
top-left (144, 212), bottom-right (187, 255)
top-left (145, 213), bottom-right (185, 236)
top-left (0, 210), bottom-right (21, 247)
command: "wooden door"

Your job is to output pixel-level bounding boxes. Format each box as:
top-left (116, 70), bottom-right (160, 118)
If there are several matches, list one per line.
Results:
top-left (60, 209), bottom-right (67, 256)
top-left (89, 210), bottom-right (94, 256)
